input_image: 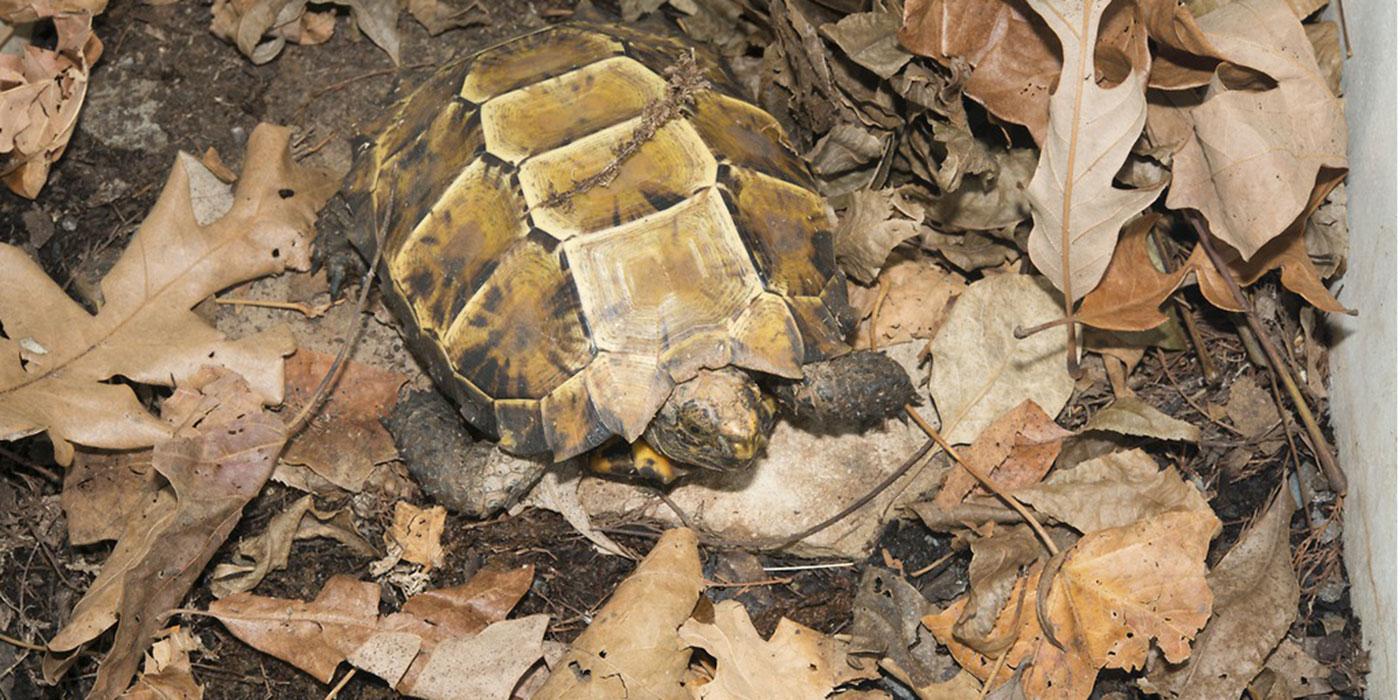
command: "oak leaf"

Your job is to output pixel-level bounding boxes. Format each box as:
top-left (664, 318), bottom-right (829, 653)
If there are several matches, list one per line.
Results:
top-left (0, 124), bottom-right (334, 465)
top-left (927, 274), bottom-right (1074, 445)
top-left (1153, 0), bottom-right (1347, 261)
top-left (1022, 0), bottom-right (1166, 304)
top-left (678, 600), bottom-right (879, 699)
top-left (535, 528), bottom-right (703, 700)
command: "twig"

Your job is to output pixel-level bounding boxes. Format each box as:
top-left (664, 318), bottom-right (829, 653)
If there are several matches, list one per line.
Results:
top-left (324, 667), bottom-right (356, 700)
top-left (762, 562), bottom-right (855, 572)
top-left (1335, 0), bottom-right (1352, 57)
top-left (704, 576), bottom-right (794, 589)
top-left (294, 62), bottom-right (436, 122)
top-left (214, 296), bottom-right (339, 318)
top-left (909, 550), bottom-right (956, 578)
top-left (0, 630), bottom-right (45, 652)
top-left (982, 644), bottom-right (1014, 699)
top-left (1156, 349), bottom-right (1247, 437)
top-left (904, 407), bottom-right (1059, 556)
top-left (0, 446), bottom-right (60, 483)
top-left (1188, 216), bottom-right (1347, 495)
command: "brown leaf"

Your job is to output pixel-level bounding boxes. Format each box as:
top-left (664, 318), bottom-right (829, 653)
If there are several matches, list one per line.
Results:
top-left (1225, 375), bottom-right (1277, 437)
top-left (0, 124), bottom-right (333, 465)
top-left (1141, 487), bottom-right (1298, 699)
top-left (923, 146), bottom-right (1036, 234)
top-left (209, 494), bottom-right (374, 598)
top-left (1075, 214), bottom-right (1186, 332)
top-left (281, 350), bottom-right (406, 492)
top-left (1013, 449), bottom-right (1212, 534)
top-left (400, 616), bottom-right (550, 699)
top-left (61, 447), bottom-right (159, 545)
top-left (933, 400), bottom-right (1071, 510)
top-left (834, 188), bottom-right (923, 284)
top-left (956, 525), bottom-right (1047, 648)
top-left (1304, 181), bottom-right (1347, 278)
top-left (820, 12), bottom-right (912, 80)
top-left (1154, 0), bottom-right (1347, 262)
top-left (806, 124), bottom-right (887, 196)
top-left (0, 0), bottom-right (107, 22)
top-left (1022, 0), bottom-right (1166, 304)
top-left (1079, 396), bottom-right (1200, 443)
top-left (849, 254), bottom-right (965, 348)
top-left (1304, 21), bottom-right (1343, 97)
top-left (535, 528), bottom-right (703, 699)
top-left (45, 369), bottom-right (286, 699)
top-left (849, 568), bottom-right (952, 689)
top-left (122, 626), bottom-right (203, 700)
top-left (406, 0), bottom-right (486, 35)
top-left (0, 15), bottom-right (102, 197)
top-left (386, 501), bottom-right (447, 571)
top-left (679, 600), bottom-right (880, 699)
top-left (928, 274), bottom-right (1075, 445)
top-left (209, 566), bottom-right (537, 690)
top-left (928, 509), bottom-right (1221, 699)
top-left (210, 0), bottom-right (400, 64)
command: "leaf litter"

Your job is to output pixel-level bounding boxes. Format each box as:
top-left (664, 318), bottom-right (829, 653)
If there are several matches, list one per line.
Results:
top-left (0, 0), bottom-right (1373, 697)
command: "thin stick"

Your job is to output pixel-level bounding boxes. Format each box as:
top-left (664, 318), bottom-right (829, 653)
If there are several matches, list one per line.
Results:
top-left (214, 296), bottom-right (338, 318)
top-left (1173, 299), bottom-right (1218, 383)
top-left (909, 550), bottom-right (956, 578)
top-left (1189, 216), bottom-right (1347, 495)
top-left (0, 630), bottom-right (45, 652)
top-left (904, 407), bottom-right (1059, 556)
top-left (762, 562), bottom-right (856, 572)
top-left (981, 644), bottom-right (1014, 700)
top-left (1335, 0), bottom-right (1352, 57)
top-left (704, 576), bottom-right (794, 589)
top-left (324, 667), bottom-right (356, 700)
top-left (1156, 349), bottom-right (1247, 437)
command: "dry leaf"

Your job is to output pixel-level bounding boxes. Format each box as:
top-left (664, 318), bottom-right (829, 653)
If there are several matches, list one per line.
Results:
top-left (679, 600), bottom-right (879, 699)
top-left (0, 15), bottom-right (102, 197)
top-left (1304, 181), bottom-right (1347, 278)
top-left (1225, 375), bottom-right (1277, 437)
top-left (535, 528), bottom-right (703, 700)
top-left (123, 626), bottom-right (203, 700)
top-left (523, 461), bottom-right (628, 558)
top-left (933, 400), bottom-right (1071, 510)
top-left (1141, 487), bottom-right (1298, 699)
top-left (1154, 0), bottom-right (1346, 262)
top-left (1205, 192), bottom-right (1352, 314)
top-left (1013, 449), bottom-right (1212, 534)
top-left (835, 188), bottom-right (923, 284)
top-left (281, 349), bottom-right (406, 492)
top-left (927, 274), bottom-right (1075, 445)
top-left (388, 501), bottom-right (447, 571)
top-left (923, 146), bottom-right (1036, 234)
top-left (209, 566), bottom-right (536, 694)
top-left (928, 509), bottom-right (1221, 699)
top-left (45, 369), bottom-right (286, 699)
top-left (849, 254), bottom-right (966, 348)
top-left (956, 525), bottom-right (1047, 647)
top-left (61, 447), bottom-right (159, 545)
top-left (1258, 638), bottom-right (1336, 697)
top-left (805, 124), bottom-right (886, 196)
top-left (210, 0), bottom-right (401, 64)
top-left (406, 0), bottom-right (486, 35)
top-left (0, 124), bottom-right (333, 466)
top-left (1304, 21), bottom-right (1342, 97)
top-left (209, 494), bottom-right (374, 598)
top-left (1022, 0), bottom-right (1166, 304)
top-left (1079, 396), bottom-right (1200, 443)
top-left (1075, 213), bottom-right (1185, 332)
top-left (820, 12), bottom-right (911, 80)
top-left (899, 0), bottom-right (1060, 143)
top-left (849, 568), bottom-right (954, 690)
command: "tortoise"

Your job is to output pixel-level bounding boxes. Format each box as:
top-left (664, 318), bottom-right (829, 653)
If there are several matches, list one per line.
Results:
top-left (327, 20), bottom-right (913, 483)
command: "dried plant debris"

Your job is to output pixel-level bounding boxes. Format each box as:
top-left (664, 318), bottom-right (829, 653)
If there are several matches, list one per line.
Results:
top-left (210, 0), bottom-right (412, 64)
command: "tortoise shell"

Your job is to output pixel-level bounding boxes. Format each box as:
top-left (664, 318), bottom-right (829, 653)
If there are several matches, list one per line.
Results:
top-left (345, 21), bottom-right (854, 461)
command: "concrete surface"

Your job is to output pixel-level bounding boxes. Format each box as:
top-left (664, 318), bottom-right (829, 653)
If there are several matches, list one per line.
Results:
top-left (1325, 1), bottom-right (1397, 695)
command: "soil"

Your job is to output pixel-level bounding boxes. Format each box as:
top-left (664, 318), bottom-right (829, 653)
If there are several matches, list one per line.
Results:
top-left (0, 1), bottom-right (1371, 699)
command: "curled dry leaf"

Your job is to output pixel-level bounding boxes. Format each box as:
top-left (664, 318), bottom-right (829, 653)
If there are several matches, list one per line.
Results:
top-left (45, 369), bottom-right (287, 700)
top-left (932, 400), bottom-right (1071, 510)
top-left (834, 188), bottom-right (924, 284)
top-left (1152, 0), bottom-right (1347, 262)
top-left (0, 15), bottom-right (102, 198)
top-left (209, 494), bottom-right (374, 598)
top-left (281, 349), bottom-right (406, 492)
top-left (927, 509), bottom-right (1221, 699)
top-left (849, 567), bottom-right (961, 692)
top-left (124, 626), bottom-right (204, 700)
top-left (679, 599), bottom-right (879, 699)
top-left (1022, 0), bottom-right (1166, 305)
top-left (406, 0), bottom-right (487, 36)
top-left (1012, 449), bottom-right (1212, 534)
top-left (1304, 181), bottom-right (1347, 278)
top-left (210, 0), bottom-right (401, 65)
top-left (209, 566), bottom-right (537, 695)
top-left (1079, 396), bottom-right (1200, 443)
top-left (805, 124), bottom-right (887, 196)
top-left (387, 501), bottom-right (447, 571)
top-left (927, 274), bottom-right (1075, 446)
top-left (1141, 487), bottom-right (1298, 700)
top-left (819, 11), bottom-right (911, 80)
top-left (0, 124), bottom-right (335, 465)
top-left (535, 528), bottom-right (703, 700)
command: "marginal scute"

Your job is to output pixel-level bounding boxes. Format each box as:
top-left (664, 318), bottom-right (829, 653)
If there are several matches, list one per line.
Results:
top-left (722, 165), bottom-right (833, 298)
top-left (729, 293), bottom-right (806, 379)
top-left (582, 352), bottom-right (675, 441)
top-left (460, 26), bottom-right (624, 103)
top-left (539, 371), bottom-right (611, 460)
top-left (481, 56), bottom-right (667, 164)
top-left (387, 157), bottom-right (527, 336)
top-left (588, 21), bottom-right (736, 90)
top-left (518, 117), bottom-right (718, 238)
top-left (375, 58), bottom-right (473, 162)
top-left (444, 237), bottom-right (594, 400)
top-left (494, 399), bottom-right (546, 454)
top-left (787, 295), bottom-right (851, 362)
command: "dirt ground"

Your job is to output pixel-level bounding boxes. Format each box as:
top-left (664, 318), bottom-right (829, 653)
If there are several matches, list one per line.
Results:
top-left (0, 1), bottom-right (1372, 698)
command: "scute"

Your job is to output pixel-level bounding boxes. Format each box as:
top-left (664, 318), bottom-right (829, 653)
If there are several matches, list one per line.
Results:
top-left (353, 21), bottom-right (853, 462)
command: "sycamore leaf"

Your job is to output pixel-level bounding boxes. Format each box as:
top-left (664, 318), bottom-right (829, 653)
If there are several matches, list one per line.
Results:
top-left (208, 566), bottom-right (538, 694)
top-left (928, 274), bottom-right (1074, 445)
top-left (1013, 449), bottom-right (1213, 534)
top-left (1075, 214), bottom-right (1179, 331)
top-left (678, 600), bottom-right (879, 699)
top-left (927, 509), bottom-right (1221, 699)
top-left (534, 528), bottom-right (703, 700)
top-left (1141, 488), bottom-right (1297, 700)
top-left (933, 400), bottom-right (1071, 510)
top-left (0, 124), bottom-right (334, 465)
top-left (45, 369), bottom-right (286, 700)
top-left (1154, 0), bottom-right (1347, 261)
top-left (1023, 0), bottom-right (1166, 304)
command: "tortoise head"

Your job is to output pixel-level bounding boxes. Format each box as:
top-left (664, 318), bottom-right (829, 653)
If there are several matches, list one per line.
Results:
top-left (644, 368), bottom-right (777, 473)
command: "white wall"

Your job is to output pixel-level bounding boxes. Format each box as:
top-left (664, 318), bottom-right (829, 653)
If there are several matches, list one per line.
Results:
top-left (1327, 0), bottom-right (1397, 696)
